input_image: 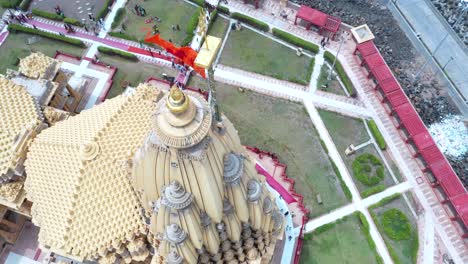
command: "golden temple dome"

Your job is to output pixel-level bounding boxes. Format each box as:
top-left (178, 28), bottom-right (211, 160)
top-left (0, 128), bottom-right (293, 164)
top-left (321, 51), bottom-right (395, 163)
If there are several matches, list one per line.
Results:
top-left (25, 84), bottom-right (284, 263)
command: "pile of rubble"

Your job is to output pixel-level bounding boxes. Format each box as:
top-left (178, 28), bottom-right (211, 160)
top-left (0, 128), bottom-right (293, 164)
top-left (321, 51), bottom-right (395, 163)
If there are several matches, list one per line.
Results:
top-left (430, 0), bottom-right (468, 45)
top-left (294, 0), bottom-right (466, 184)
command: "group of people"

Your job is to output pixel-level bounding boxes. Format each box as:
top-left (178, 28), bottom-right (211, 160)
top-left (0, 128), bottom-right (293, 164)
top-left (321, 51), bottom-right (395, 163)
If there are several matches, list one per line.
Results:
top-left (320, 36), bottom-right (330, 48)
top-left (3, 10), bottom-right (31, 25)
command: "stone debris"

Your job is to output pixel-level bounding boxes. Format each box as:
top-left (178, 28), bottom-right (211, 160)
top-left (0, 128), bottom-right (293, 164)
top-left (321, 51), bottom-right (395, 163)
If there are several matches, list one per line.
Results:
top-left (429, 115), bottom-right (467, 160)
top-left (431, 0), bottom-right (468, 46)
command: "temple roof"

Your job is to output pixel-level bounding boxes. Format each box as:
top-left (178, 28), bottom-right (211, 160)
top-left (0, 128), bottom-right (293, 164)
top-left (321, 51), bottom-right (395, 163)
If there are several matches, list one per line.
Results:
top-left (0, 78), bottom-right (43, 179)
top-left (25, 84), bottom-right (163, 260)
top-left (18, 52), bottom-right (61, 80)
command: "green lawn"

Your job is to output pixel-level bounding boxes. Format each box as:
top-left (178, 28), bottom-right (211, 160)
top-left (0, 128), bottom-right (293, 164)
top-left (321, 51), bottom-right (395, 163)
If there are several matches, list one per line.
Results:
top-left (112, 0), bottom-right (198, 45)
top-left (300, 215), bottom-right (379, 264)
top-left (318, 110), bottom-right (369, 153)
top-left (216, 85), bottom-right (348, 217)
top-left (208, 16), bottom-right (229, 39)
top-left (99, 54), bottom-right (177, 99)
top-left (371, 195), bottom-right (418, 264)
top-left (318, 110), bottom-right (397, 194)
top-left (0, 32), bottom-right (85, 74)
top-left (317, 64), bottom-right (346, 96)
top-left (219, 28), bottom-right (313, 85)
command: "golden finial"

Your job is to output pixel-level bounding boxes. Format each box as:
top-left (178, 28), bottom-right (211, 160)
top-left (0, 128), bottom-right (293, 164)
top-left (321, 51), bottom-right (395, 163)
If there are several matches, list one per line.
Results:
top-left (167, 85), bottom-right (190, 114)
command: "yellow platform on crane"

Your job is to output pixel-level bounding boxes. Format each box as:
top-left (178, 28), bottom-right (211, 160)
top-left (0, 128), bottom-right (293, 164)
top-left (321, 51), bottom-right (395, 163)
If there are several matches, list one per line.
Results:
top-left (194, 35), bottom-right (222, 69)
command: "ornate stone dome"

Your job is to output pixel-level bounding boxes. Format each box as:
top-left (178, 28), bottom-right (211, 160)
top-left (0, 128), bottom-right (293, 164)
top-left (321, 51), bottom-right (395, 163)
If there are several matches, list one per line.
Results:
top-left (132, 86), bottom-right (284, 264)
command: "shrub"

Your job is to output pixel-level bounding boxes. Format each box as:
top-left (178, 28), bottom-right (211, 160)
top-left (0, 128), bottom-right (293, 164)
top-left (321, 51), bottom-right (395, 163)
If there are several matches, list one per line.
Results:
top-left (7, 24), bottom-right (85, 47)
top-left (272, 28), bottom-right (319, 53)
top-left (369, 193), bottom-right (401, 209)
top-left (108, 31), bottom-right (138, 41)
top-left (98, 46), bottom-right (138, 61)
top-left (186, 7), bottom-right (201, 34)
top-left (111, 7), bottom-right (126, 29)
top-left (64, 17), bottom-right (83, 27)
top-left (97, 0), bottom-right (114, 20)
top-left (188, 0), bottom-right (204, 6)
top-left (319, 138), bottom-right (328, 154)
top-left (381, 209), bottom-right (411, 240)
top-left (0, 0), bottom-right (21, 8)
top-left (324, 51), bottom-right (356, 97)
top-left (331, 160), bottom-right (352, 201)
top-left (232, 12), bottom-right (269, 32)
top-left (352, 153), bottom-right (384, 186)
top-left (19, 0), bottom-right (32, 11)
top-left (209, 10), bottom-right (218, 29)
top-left (217, 6), bottom-right (230, 15)
top-left (32, 8), bottom-right (64, 21)
top-left (367, 120), bottom-right (386, 150)
top-left (356, 212), bottom-right (384, 264)
top-left (361, 184), bottom-right (386, 198)
top-left (181, 33), bottom-right (194, 47)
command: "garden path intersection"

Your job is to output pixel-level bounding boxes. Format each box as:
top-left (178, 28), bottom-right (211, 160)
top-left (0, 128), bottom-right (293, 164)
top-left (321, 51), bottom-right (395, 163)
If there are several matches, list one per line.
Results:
top-left (0, 0), bottom-right (466, 263)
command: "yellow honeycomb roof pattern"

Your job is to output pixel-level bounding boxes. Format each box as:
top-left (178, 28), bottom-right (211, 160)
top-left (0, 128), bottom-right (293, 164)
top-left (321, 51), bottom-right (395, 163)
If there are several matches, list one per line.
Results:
top-left (18, 52), bottom-right (60, 79)
top-left (25, 84), bottom-right (162, 259)
top-left (0, 77), bottom-right (43, 177)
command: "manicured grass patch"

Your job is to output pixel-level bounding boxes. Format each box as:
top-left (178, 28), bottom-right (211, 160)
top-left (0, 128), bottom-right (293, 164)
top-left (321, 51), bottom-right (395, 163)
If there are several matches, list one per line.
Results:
top-left (318, 110), bottom-right (398, 193)
top-left (99, 54), bottom-right (177, 99)
top-left (231, 12), bottom-right (269, 32)
top-left (32, 8), bottom-right (64, 21)
top-left (187, 0), bottom-right (204, 6)
top-left (216, 86), bottom-right (348, 217)
top-left (0, 0), bottom-right (21, 8)
top-left (324, 51), bottom-right (356, 97)
top-left (0, 31), bottom-right (85, 74)
top-left (220, 28), bottom-right (313, 85)
top-left (361, 184), bottom-right (386, 198)
top-left (111, 7), bottom-right (126, 29)
top-left (352, 153), bottom-right (385, 186)
top-left (19, 0), bottom-right (32, 11)
top-left (367, 120), bottom-right (386, 150)
top-left (8, 24), bottom-right (85, 47)
top-left (181, 7), bottom-right (202, 46)
top-left (301, 213), bottom-right (381, 264)
top-left (381, 209), bottom-right (412, 240)
top-left (108, 31), bottom-right (138, 42)
top-left (272, 28), bottom-right (319, 53)
top-left (111, 0), bottom-right (198, 46)
top-left (97, 0), bottom-right (114, 20)
top-left (98, 46), bottom-right (138, 61)
top-left (207, 16), bottom-right (229, 39)
top-left (370, 194), bottom-right (419, 264)
top-left (317, 64), bottom-right (347, 96)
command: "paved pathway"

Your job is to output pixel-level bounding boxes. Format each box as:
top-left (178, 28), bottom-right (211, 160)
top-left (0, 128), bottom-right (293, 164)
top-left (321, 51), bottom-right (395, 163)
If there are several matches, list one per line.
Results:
top-left (308, 49), bottom-right (324, 93)
top-left (215, 64), bottom-right (371, 118)
top-left (339, 34), bottom-right (468, 263)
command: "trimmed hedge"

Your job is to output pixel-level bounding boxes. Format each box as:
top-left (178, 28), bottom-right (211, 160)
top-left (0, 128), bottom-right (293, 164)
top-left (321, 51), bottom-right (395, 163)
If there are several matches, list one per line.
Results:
top-left (381, 209), bottom-right (411, 241)
top-left (97, 0), bottom-right (114, 20)
top-left (369, 193), bottom-right (401, 209)
top-left (64, 17), bottom-right (83, 27)
top-left (324, 51), bottom-right (356, 97)
top-left (331, 160), bottom-right (352, 201)
top-left (217, 6), bottom-right (230, 15)
top-left (32, 8), bottom-right (64, 21)
top-left (367, 120), bottom-right (386, 150)
top-left (181, 7), bottom-right (202, 47)
top-left (304, 214), bottom-right (351, 241)
top-left (188, 0), bottom-right (204, 6)
top-left (356, 212), bottom-right (384, 264)
top-left (7, 24), bottom-right (85, 47)
top-left (19, 0), bottom-right (32, 11)
top-left (361, 184), bottom-right (386, 198)
top-left (352, 153), bottom-right (385, 186)
top-left (0, 0), bottom-right (21, 8)
top-left (111, 7), bottom-right (126, 29)
top-left (232, 12), bottom-right (269, 32)
top-left (272, 28), bottom-right (319, 53)
top-left (98, 46), bottom-right (138, 61)
top-left (108, 31), bottom-right (138, 42)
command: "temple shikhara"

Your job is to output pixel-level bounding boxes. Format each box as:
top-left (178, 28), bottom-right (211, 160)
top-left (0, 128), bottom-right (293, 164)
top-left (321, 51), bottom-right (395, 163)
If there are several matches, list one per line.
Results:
top-left (0, 53), bottom-right (284, 264)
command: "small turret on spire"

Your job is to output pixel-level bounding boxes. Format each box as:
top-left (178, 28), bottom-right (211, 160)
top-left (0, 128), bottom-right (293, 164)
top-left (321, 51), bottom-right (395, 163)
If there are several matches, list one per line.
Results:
top-left (166, 85), bottom-right (190, 114)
